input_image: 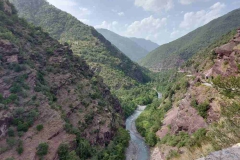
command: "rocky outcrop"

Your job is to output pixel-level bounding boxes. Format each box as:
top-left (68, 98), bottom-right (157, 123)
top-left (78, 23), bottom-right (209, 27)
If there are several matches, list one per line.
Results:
top-left (215, 42), bottom-right (236, 58)
top-left (156, 95), bottom-right (207, 139)
top-left (211, 28), bottom-right (240, 77)
top-left (198, 144), bottom-right (240, 160)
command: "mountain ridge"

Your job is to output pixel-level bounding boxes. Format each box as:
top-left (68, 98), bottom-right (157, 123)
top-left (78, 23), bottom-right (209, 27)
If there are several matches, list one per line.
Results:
top-left (140, 8), bottom-right (240, 71)
top-left (129, 37), bottom-right (159, 52)
top-left (96, 28), bottom-right (149, 61)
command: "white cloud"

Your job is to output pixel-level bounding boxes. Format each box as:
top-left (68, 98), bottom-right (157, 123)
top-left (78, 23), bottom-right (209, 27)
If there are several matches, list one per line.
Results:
top-left (79, 7), bottom-right (91, 17)
top-left (170, 30), bottom-right (179, 37)
top-left (79, 19), bottom-right (90, 24)
top-left (134, 0), bottom-right (174, 13)
top-left (180, 2), bottom-right (225, 29)
top-left (77, 7), bottom-right (92, 19)
top-left (125, 16), bottom-right (167, 43)
top-left (179, 0), bottom-right (197, 5)
top-left (47, 0), bottom-right (77, 7)
top-left (94, 21), bottom-right (119, 30)
top-left (170, 29), bottom-right (187, 39)
top-left (111, 9), bottom-right (117, 13)
top-left (47, 0), bottom-right (92, 25)
top-left (118, 12), bottom-right (125, 16)
top-left (179, 0), bottom-right (210, 5)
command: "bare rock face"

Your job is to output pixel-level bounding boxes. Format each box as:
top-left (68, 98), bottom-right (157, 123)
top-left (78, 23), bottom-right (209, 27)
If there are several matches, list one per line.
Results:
top-left (198, 144), bottom-right (240, 160)
top-left (0, 117), bottom-right (12, 138)
top-left (209, 29), bottom-right (240, 77)
top-left (0, 40), bottom-right (19, 55)
top-left (156, 97), bottom-right (207, 139)
top-left (215, 42), bottom-right (236, 58)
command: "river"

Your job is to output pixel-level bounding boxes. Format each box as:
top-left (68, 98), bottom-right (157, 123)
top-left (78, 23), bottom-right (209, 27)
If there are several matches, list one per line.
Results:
top-left (125, 92), bottom-right (162, 160)
top-left (125, 105), bottom-right (150, 160)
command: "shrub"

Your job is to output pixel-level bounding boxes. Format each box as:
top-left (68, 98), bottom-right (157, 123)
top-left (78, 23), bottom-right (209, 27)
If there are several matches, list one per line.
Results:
top-left (84, 113), bottom-right (94, 125)
top-left (58, 144), bottom-right (69, 160)
top-left (167, 150), bottom-right (179, 160)
top-left (7, 127), bottom-right (15, 137)
top-left (37, 71), bottom-right (45, 84)
top-left (67, 151), bottom-right (79, 160)
top-left (16, 146), bottom-right (24, 155)
top-left (16, 141), bottom-right (24, 155)
top-left (0, 93), bottom-right (3, 103)
top-left (18, 131), bottom-right (24, 137)
top-left (197, 102), bottom-right (210, 118)
top-left (36, 124), bottom-right (43, 131)
top-left (8, 94), bottom-right (18, 102)
top-left (191, 99), bottom-right (198, 108)
top-left (146, 132), bottom-right (157, 146)
top-left (0, 1), bottom-right (3, 11)
top-left (191, 100), bottom-right (210, 118)
top-left (160, 132), bottom-right (190, 148)
top-left (6, 137), bottom-right (17, 147)
top-left (46, 48), bottom-right (54, 55)
top-left (76, 138), bottom-right (92, 159)
top-left (10, 83), bottom-right (22, 93)
top-left (36, 143), bottom-right (49, 156)
top-left (17, 122), bottom-right (29, 132)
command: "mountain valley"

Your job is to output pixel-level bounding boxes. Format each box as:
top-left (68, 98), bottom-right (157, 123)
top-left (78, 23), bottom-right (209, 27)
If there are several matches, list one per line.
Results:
top-left (0, 0), bottom-right (240, 160)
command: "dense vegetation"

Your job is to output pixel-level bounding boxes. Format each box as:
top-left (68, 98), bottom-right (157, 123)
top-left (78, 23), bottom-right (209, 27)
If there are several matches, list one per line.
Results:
top-left (57, 128), bottom-right (130, 160)
top-left (140, 8), bottom-right (240, 69)
top-left (97, 28), bottom-right (149, 61)
top-left (114, 84), bottom-right (158, 118)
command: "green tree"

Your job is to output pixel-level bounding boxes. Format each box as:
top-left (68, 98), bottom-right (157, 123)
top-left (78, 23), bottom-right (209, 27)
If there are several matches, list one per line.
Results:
top-left (36, 124), bottom-right (43, 131)
top-left (58, 144), bottom-right (69, 160)
top-left (36, 143), bottom-right (49, 157)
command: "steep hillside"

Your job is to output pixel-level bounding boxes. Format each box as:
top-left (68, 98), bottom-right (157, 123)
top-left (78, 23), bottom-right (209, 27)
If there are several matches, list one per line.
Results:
top-left (137, 29), bottom-right (240, 160)
top-left (129, 37), bottom-right (159, 52)
top-left (10, 0), bottom-right (149, 91)
top-left (140, 8), bottom-right (240, 71)
top-left (0, 1), bottom-right (128, 159)
top-left (96, 28), bottom-right (149, 61)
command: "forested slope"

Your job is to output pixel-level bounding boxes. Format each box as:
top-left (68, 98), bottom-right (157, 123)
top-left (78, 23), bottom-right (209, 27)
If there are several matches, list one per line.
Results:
top-left (10, 0), bottom-right (149, 91)
top-left (0, 1), bottom-right (129, 159)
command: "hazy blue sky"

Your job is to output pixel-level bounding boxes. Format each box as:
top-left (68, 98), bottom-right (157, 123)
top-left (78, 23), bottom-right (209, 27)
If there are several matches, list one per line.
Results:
top-left (47, 0), bottom-right (240, 45)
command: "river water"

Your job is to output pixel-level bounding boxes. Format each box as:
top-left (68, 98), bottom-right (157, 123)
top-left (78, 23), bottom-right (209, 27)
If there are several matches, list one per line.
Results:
top-left (125, 92), bottom-right (162, 160)
top-left (125, 105), bottom-right (150, 160)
